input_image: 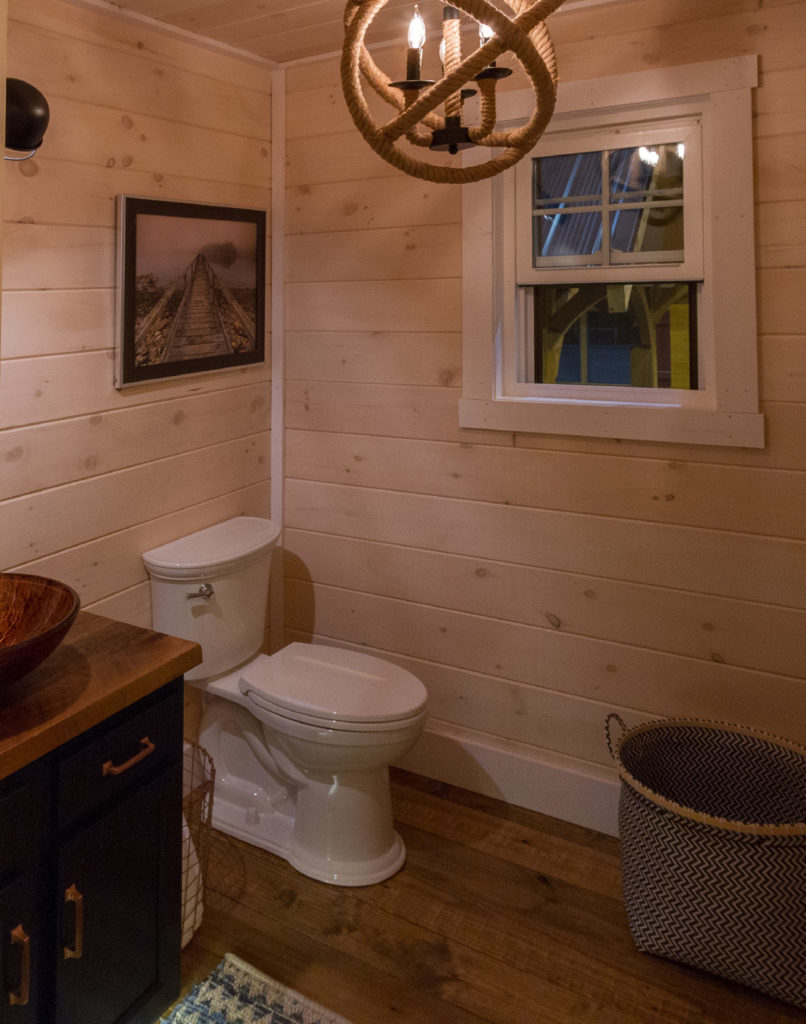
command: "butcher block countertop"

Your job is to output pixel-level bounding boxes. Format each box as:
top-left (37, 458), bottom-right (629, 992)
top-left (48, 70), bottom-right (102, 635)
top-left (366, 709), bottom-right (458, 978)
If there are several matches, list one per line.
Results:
top-left (0, 610), bottom-right (201, 781)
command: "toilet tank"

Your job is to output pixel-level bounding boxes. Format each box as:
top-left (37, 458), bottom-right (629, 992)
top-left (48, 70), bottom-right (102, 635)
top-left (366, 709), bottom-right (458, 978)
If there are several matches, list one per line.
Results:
top-left (143, 517), bottom-right (280, 682)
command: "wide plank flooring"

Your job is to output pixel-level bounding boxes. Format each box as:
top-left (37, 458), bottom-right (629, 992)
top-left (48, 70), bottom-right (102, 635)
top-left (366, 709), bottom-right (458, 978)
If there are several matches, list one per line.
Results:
top-left (180, 769), bottom-right (806, 1024)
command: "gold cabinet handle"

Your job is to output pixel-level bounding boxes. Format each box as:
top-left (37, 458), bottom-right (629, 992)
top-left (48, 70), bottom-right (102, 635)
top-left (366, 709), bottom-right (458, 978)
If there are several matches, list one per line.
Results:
top-left (8, 924), bottom-right (30, 1006)
top-left (63, 885), bottom-right (83, 960)
top-left (102, 736), bottom-right (155, 776)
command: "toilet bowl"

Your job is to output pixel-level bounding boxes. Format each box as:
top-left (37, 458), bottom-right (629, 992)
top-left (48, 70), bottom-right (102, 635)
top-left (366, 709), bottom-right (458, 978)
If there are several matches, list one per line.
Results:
top-left (143, 517), bottom-right (428, 886)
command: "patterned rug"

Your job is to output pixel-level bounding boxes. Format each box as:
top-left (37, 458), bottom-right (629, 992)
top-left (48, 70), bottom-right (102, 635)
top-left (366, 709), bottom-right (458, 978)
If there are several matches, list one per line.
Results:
top-left (160, 954), bottom-right (353, 1024)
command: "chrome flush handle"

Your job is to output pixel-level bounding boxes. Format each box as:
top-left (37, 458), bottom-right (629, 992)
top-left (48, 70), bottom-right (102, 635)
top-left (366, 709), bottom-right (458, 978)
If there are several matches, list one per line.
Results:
top-left (186, 583), bottom-right (214, 600)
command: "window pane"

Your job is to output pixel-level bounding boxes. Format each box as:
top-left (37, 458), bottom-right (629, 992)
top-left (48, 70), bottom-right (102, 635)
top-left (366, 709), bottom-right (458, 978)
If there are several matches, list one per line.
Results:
top-left (533, 152), bottom-right (602, 209)
top-left (609, 144), bottom-right (685, 257)
top-left (533, 211), bottom-right (603, 260)
top-left (525, 282), bottom-right (697, 389)
top-left (609, 144), bottom-right (683, 201)
top-left (610, 205), bottom-right (684, 255)
top-left (532, 152), bottom-right (605, 262)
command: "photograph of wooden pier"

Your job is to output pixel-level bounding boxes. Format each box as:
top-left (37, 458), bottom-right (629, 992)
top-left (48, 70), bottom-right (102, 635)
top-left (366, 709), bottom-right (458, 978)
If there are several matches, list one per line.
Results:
top-left (116, 197), bottom-right (266, 388)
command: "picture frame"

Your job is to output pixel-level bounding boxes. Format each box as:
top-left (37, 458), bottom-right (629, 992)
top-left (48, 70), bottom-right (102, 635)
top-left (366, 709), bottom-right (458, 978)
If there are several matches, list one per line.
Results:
top-left (115, 195), bottom-right (266, 389)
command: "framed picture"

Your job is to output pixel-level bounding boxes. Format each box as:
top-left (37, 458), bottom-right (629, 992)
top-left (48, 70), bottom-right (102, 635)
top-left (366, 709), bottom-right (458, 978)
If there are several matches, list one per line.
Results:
top-left (115, 195), bottom-right (266, 388)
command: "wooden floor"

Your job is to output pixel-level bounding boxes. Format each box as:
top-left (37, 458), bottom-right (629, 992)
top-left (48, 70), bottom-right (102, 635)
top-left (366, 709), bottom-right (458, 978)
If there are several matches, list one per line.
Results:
top-left (180, 769), bottom-right (806, 1024)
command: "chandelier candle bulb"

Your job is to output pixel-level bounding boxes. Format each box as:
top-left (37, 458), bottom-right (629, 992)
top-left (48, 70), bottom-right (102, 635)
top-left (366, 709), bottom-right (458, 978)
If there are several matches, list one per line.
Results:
top-left (406, 5), bottom-right (426, 79)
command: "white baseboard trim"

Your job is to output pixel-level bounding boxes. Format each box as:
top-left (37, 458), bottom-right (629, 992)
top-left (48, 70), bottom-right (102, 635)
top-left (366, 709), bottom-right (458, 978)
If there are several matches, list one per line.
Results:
top-left (396, 720), bottom-right (621, 837)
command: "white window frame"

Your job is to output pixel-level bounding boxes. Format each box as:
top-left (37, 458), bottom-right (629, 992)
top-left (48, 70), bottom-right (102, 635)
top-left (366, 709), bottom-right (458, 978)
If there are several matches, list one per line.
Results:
top-left (459, 56), bottom-right (764, 448)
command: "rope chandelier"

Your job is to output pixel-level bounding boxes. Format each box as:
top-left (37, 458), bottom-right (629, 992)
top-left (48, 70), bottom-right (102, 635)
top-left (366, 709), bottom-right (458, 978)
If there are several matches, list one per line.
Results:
top-left (341, 0), bottom-right (567, 184)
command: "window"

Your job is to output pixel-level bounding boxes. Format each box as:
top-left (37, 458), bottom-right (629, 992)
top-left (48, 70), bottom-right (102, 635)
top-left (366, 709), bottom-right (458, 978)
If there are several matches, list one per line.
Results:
top-left (459, 57), bottom-right (764, 447)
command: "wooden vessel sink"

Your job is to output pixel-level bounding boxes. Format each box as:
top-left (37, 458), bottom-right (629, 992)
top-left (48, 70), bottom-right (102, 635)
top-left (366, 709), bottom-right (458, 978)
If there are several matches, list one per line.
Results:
top-left (0, 573), bottom-right (80, 683)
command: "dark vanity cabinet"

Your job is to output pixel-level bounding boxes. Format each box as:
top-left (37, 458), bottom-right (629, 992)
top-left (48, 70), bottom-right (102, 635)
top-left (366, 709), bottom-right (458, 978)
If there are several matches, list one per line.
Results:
top-left (0, 679), bottom-right (183, 1024)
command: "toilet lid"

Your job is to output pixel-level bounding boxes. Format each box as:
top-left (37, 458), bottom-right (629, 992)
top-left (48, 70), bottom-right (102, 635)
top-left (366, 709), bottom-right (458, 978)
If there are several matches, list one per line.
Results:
top-left (143, 516), bottom-right (279, 580)
top-left (239, 643), bottom-right (428, 725)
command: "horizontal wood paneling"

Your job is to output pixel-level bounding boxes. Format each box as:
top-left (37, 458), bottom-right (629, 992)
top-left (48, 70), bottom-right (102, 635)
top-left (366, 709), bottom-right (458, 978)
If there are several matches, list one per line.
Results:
top-left (285, 480), bottom-right (806, 611)
top-left (17, 0), bottom-right (272, 91)
top-left (286, 280), bottom-right (461, 334)
top-left (552, 2), bottom-right (805, 81)
top-left (286, 382), bottom-right (504, 446)
top-left (4, 223), bottom-right (116, 290)
top-left (4, 159), bottom-right (269, 229)
top-left (8, 17), bottom-right (270, 137)
top-left (0, 383), bottom-right (268, 500)
top-left (1, 433), bottom-right (268, 566)
top-left (286, 429), bottom-right (806, 539)
top-left (0, 289), bottom-right (114, 357)
top-left (756, 200), bottom-right (806, 269)
top-left (755, 66), bottom-right (806, 137)
top-left (1, 0), bottom-right (272, 622)
top-left (759, 340), bottom-right (806, 403)
top-left (288, 379), bottom-right (806, 469)
top-left (285, 331), bottom-right (462, 388)
top-left (287, 131), bottom-right (412, 188)
top-left (285, 225), bottom-right (461, 283)
top-left (286, 176), bottom-right (461, 235)
top-left (18, 97), bottom-right (270, 187)
top-left (285, 529), bottom-right (806, 680)
top-left (0, 351), bottom-right (268, 429)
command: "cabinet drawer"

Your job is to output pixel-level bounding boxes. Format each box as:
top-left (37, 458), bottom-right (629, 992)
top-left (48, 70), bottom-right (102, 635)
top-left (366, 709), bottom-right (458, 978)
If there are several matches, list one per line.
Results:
top-left (56, 684), bottom-right (182, 831)
top-left (0, 764), bottom-right (47, 881)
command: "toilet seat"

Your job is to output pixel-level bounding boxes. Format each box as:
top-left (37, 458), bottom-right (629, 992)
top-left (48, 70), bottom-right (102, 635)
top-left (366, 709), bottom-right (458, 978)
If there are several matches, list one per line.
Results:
top-left (238, 642), bottom-right (428, 731)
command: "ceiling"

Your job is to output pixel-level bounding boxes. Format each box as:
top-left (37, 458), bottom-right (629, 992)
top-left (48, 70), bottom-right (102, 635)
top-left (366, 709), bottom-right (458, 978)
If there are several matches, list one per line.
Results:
top-left (85, 0), bottom-right (614, 67)
top-left (99, 0), bottom-right (431, 65)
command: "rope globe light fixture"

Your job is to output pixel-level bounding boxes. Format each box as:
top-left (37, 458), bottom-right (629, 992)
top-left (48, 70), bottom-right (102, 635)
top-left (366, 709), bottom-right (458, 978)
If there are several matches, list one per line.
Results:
top-left (341, 0), bottom-right (568, 184)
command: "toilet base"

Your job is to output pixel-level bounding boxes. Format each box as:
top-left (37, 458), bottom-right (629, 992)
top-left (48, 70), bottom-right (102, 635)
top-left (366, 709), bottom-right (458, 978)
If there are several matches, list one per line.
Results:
top-left (209, 785), bottom-right (407, 886)
top-left (200, 698), bottom-right (408, 886)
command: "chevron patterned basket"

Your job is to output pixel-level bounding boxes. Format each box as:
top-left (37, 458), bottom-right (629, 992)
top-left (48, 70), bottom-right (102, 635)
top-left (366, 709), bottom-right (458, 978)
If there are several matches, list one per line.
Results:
top-left (606, 714), bottom-right (806, 1009)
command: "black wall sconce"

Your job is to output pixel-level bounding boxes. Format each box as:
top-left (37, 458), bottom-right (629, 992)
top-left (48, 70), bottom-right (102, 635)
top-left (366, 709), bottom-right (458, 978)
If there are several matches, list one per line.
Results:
top-left (5, 78), bottom-right (49, 161)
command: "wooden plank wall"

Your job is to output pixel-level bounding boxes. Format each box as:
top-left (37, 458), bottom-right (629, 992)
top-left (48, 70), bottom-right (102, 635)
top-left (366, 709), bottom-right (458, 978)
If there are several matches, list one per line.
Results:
top-left (283, 0), bottom-right (806, 829)
top-left (0, 0), bottom-right (272, 629)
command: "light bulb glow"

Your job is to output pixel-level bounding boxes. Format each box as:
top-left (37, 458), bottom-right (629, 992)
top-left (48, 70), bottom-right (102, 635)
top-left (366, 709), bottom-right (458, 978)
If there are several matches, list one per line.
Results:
top-left (408, 6), bottom-right (426, 50)
top-left (479, 23), bottom-right (495, 44)
top-left (638, 146), bottom-right (659, 167)
top-left (677, 142), bottom-right (685, 159)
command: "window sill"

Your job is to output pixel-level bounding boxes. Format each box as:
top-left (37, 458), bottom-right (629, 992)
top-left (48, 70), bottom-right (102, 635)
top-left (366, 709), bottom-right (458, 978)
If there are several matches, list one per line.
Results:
top-left (458, 397), bottom-right (765, 448)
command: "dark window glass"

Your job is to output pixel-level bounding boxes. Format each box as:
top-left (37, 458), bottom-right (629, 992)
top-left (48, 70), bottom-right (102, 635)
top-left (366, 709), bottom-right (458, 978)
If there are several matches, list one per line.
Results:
top-left (525, 282), bottom-right (698, 389)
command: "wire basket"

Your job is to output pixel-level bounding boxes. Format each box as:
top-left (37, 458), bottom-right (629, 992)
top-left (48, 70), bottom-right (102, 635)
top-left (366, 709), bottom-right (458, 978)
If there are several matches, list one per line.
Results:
top-left (181, 740), bottom-right (215, 948)
top-left (606, 714), bottom-right (806, 1009)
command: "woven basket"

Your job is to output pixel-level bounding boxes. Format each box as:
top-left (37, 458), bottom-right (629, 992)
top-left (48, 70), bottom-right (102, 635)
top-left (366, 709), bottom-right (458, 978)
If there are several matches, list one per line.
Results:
top-left (605, 714), bottom-right (806, 1009)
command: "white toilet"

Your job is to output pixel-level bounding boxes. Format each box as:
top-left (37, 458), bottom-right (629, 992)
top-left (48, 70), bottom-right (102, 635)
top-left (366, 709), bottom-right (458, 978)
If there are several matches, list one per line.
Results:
top-left (142, 516), bottom-right (428, 886)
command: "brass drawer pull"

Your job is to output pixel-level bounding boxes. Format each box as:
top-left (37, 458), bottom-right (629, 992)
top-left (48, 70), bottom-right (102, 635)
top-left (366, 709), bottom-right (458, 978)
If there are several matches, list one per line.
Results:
top-left (102, 736), bottom-right (155, 776)
top-left (63, 885), bottom-right (83, 960)
top-left (8, 924), bottom-right (30, 1006)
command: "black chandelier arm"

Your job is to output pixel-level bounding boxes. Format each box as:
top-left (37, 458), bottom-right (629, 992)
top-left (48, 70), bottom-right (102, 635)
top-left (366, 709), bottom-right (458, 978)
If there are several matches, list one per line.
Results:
top-left (380, 36), bottom-right (501, 143)
top-left (400, 90), bottom-right (440, 146)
